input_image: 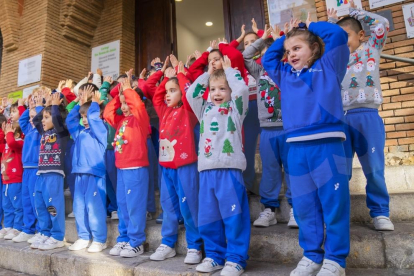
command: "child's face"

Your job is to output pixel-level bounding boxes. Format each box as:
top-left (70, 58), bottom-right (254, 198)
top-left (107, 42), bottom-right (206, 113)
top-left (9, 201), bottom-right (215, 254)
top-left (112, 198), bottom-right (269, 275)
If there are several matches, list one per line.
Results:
top-left (10, 107), bottom-right (20, 123)
top-left (119, 95), bottom-right (131, 116)
top-left (210, 77), bottom-right (231, 106)
top-left (29, 109), bottom-right (36, 128)
top-left (165, 81), bottom-right (182, 108)
top-left (42, 111), bottom-right (54, 131)
top-left (81, 113), bottom-right (89, 129)
top-left (284, 36), bottom-right (315, 70)
top-left (208, 52), bottom-right (223, 71)
top-left (340, 25), bottom-right (364, 54)
top-left (244, 33), bottom-right (258, 48)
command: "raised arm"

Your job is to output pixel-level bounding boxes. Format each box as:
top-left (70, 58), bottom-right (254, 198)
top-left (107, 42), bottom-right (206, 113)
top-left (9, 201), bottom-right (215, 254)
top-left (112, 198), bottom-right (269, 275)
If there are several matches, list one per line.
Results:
top-left (103, 95), bottom-right (123, 129)
top-left (224, 62), bottom-right (249, 122)
top-left (51, 104), bottom-right (69, 138)
top-left (152, 77), bottom-right (169, 118)
top-left (188, 51), bottom-right (209, 82)
top-left (123, 88), bottom-right (150, 124)
top-left (243, 38), bottom-right (266, 80)
top-left (18, 109), bottom-right (32, 135)
top-left (186, 72), bottom-right (209, 121)
top-left (66, 105), bottom-right (82, 141)
top-left (88, 100), bottom-right (107, 147)
top-left (262, 36), bottom-right (286, 86)
top-left (6, 132), bottom-right (23, 151)
top-left (177, 71), bottom-right (194, 113)
top-left (33, 109), bottom-right (44, 135)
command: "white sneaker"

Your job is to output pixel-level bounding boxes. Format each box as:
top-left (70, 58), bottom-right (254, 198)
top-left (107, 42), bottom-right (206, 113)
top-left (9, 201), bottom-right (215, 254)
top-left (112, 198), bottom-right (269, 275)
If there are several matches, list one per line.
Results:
top-left (184, 249), bottom-right (202, 264)
top-left (220, 261), bottom-right (244, 276)
top-left (28, 233), bottom-right (42, 244)
top-left (316, 259), bottom-right (345, 276)
top-left (109, 241), bottom-right (128, 256)
top-left (146, 212), bottom-right (153, 221)
top-left (288, 208), bottom-right (299, 228)
top-left (150, 244), bottom-right (176, 261)
top-left (111, 211), bottom-right (118, 220)
top-left (38, 237), bottom-right (65, 250)
top-left (290, 256), bottom-right (322, 276)
top-left (87, 241), bottom-right (107, 253)
top-left (68, 239), bottom-right (91, 251)
top-left (12, 232), bottom-right (34, 243)
top-left (64, 188), bottom-right (71, 197)
top-left (253, 208), bottom-right (277, 227)
top-left (30, 234), bottom-right (49, 249)
top-left (196, 258), bottom-right (224, 273)
top-left (120, 243), bottom-right (144, 258)
top-left (67, 212), bottom-right (75, 218)
top-left (0, 228), bottom-right (12, 239)
top-left (4, 229), bottom-right (21, 240)
top-left (373, 216), bottom-right (394, 231)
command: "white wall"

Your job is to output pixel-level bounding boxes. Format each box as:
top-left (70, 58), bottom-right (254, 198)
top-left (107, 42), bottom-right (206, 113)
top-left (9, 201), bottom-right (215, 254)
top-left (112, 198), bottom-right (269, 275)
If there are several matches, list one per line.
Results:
top-left (200, 32), bottom-right (226, 52)
top-left (176, 22), bottom-right (204, 61)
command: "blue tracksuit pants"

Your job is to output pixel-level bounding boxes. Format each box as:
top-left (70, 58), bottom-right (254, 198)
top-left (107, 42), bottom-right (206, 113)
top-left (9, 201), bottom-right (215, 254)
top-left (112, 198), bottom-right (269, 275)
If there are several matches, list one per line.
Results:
top-left (105, 149), bottom-right (118, 213)
top-left (2, 183), bottom-right (23, 230)
top-left (160, 162), bottom-right (202, 249)
top-left (0, 178), bottom-right (3, 229)
top-left (259, 127), bottom-right (292, 208)
top-left (22, 168), bottom-right (39, 234)
top-left (289, 138), bottom-right (350, 268)
top-left (198, 169), bottom-right (250, 269)
top-left (116, 168), bottom-right (149, 247)
top-left (35, 173), bottom-right (65, 241)
top-left (242, 100), bottom-right (261, 192)
top-left (147, 139), bottom-right (156, 213)
top-left (73, 174), bottom-right (107, 243)
top-left (343, 108), bottom-right (389, 218)
top-left (64, 139), bottom-right (75, 200)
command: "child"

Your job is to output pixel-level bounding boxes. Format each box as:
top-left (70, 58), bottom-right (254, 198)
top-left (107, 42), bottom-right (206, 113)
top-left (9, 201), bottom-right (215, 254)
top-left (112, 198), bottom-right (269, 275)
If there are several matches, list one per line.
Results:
top-left (262, 15), bottom-right (350, 276)
top-left (103, 73), bottom-right (150, 258)
top-left (187, 56), bottom-right (250, 276)
top-left (150, 63), bottom-right (202, 264)
top-left (31, 92), bottom-right (69, 250)
top-left (243, 26), bottom-right (297, 228)
top-left (329, 1), bottom-right (393, 231)
top-left (13, 95), bottom-right (43, 243)
top-left (0, 114), bottom-right (6, 236)
top-left (66, 91), bottom-right (108, 253)
top-left (0, 122), bottom-right (24, 240)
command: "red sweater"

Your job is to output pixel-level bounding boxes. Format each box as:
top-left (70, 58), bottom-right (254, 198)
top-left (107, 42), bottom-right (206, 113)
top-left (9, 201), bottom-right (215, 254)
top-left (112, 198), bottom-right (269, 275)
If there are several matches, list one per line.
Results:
top-left (1, 133), bottom-right (23, 184)
top-left (153, 73), bottom-right (198, 169)
top-left (103, 89), bottom-right (150, 169)
top-left (61, 87), bottom-right (76, 103)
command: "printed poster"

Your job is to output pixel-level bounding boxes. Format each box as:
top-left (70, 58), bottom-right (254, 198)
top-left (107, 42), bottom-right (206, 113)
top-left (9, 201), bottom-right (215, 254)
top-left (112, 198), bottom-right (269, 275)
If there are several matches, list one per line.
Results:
top-left (91, 40), bottom-right (120, 80)
top-left (368, 0), bottom-right (403, 9)
top-left (23, 85), bottom-right (40, 98)
top-left (18, 54), bottom-right (42, 87)
top-left (325, 0), bottom-right (363, 17)
top-left (8, 91), bottom-right (23, 100)
top-left (403, 3), bottom-right (414, 39)
top-left (267, 0), bottom-right (317, 29)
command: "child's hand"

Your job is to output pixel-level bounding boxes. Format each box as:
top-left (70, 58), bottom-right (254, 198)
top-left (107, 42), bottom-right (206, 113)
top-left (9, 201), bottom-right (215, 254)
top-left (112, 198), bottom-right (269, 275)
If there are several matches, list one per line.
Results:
top-left (186, 54), bottom-right (194, 67)
top-left (210, 40), bottom-right (218, 49)
top-left (164, 67), bottom-right (176, 78)
top-left (65, 79), bottom-right (73, 88)
top-left (18, 98), bottom-right (25, 107)
top-left (306, 12), bottom-right (312, 28)
top-left (170, 54), bottom-right (179, 68)
top-left (121, 78), bottom-right (132, 92)
top-left (194, 50), bottom-right (201, 59)
top-left (125, 68), bottom-right (133, 79)
top-left (221, 55), bottom-right (232, 70)
top-left (51, 93), bottom-right (63, 106)
top-left (28, 95), bottom-right (34, 109)
top-left (237, 24), bottom-right (246, 43)
top-left (251, 18), bottom-right (259, 33)
top-left (349, 0), bottom-right (357, 8)
top-left (289, 18), bottom-right (300, 32)
top-left (271, 24), bottom-right (282, 40)
top-left (327, 8), bottom-right (339, 20)
top-left (79, 89), bottom-right (89, 105)
top-left (97, 68), bottom-right (103, 76)
top-left (92, 91), bottom-right (103, 104)
top-left (139, 69), bottom-right (147, 80)
top-left (207, 60), bottom-right (215, 75)
top-left (5, 123), bottom-right (14, 134)
top-left (104, 76), bottom-right (113, 84)
top-left (262, 24), bottom-right (272, 40)
top-left (87, 72), bottom-right (93, 83)
top-left (284, 22), bottom-right (289, 34)
top-left (161, 56), bottom-right (170, 72)
top-left (177, 61), bottom-right (186, 75)
top-left (218, 37), bottom-right (228, 44)
top-left (57, 80), bottom-right (65, 92)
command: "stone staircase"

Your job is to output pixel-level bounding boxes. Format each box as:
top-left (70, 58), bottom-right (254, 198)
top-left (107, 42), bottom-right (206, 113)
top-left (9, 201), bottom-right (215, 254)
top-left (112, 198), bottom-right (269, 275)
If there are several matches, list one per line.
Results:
top-left (0, 162), bottom-right (413, 275)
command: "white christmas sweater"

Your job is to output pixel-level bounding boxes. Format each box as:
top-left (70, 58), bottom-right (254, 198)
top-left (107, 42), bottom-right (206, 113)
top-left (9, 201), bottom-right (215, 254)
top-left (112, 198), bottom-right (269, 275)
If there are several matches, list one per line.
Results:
top-left (186, 68), bottom-right (249, 172)
top-left (338, 8), bottom-right (389, 110)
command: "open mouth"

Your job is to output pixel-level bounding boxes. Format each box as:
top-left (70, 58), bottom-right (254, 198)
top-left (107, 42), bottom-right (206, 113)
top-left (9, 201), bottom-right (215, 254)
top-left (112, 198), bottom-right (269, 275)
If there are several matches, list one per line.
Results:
top-left (214, 98), bottom-right (224, 104)
top-left (291, 59), bottom-right (299, 65)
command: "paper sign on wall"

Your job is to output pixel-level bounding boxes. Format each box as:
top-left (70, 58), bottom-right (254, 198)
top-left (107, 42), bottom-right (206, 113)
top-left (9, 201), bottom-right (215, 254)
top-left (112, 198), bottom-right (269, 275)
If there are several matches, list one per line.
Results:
top-left (91, 40), bottom-right (120, 80)
top-left (368, 0), bottom-right (403, 9)
top-left (325, 0), bottom-right (363, 17)
top-left (403, 3), bottom-right (414, 39)
top-left (8, 91), bottom-right (23, 100)
top-left (23, 85), bottom-right (40, 98)
top-left (18, 54), bottom-right (42, 87)
top-left (267, 0), bottom-right (318, 29)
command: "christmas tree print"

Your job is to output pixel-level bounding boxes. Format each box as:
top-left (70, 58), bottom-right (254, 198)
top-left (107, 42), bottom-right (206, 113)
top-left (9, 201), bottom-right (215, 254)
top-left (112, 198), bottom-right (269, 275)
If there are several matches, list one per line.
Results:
top-left (222, 139), bottom-right (234, 156)
top-left (366, 74), bottom-right (374, 87)
top-left (210, 117), bottom-right (219, 135)
top-left (193, 83), bottom-right (206, 98)
top-left (227, 117), bottom-right (236, 134)
top-left (200, 120), bottom-right (204, 136)
top-left (349, 77), bottom-right (359, 89)
top-left (235, 73), bottom-right (243, 81)
top-left (362, 15), bottom-right (375, 26)
top-left (205, 104), bottom-right (213, 114)
top-left (235, 96), bottom-right (243, 115)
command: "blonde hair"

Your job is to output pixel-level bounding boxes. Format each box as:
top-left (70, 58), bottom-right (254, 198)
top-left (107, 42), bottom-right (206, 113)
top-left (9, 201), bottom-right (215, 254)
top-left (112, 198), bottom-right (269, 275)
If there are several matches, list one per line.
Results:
top-left (209, 69), bottom-right (228, 86)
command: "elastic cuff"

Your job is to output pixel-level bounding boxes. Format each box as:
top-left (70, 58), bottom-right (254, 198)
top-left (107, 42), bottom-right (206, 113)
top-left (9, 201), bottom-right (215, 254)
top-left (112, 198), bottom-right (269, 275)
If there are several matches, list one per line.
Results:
top-left (207, 47), bottom-right (213, 52)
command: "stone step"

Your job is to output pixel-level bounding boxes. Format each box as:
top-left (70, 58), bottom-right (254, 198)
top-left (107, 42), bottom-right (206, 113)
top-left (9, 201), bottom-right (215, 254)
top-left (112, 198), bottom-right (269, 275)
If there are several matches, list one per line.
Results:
top-left (0, 239), bottom-right (413, 276)
top-left (64, 219), bottom-right (414, 269)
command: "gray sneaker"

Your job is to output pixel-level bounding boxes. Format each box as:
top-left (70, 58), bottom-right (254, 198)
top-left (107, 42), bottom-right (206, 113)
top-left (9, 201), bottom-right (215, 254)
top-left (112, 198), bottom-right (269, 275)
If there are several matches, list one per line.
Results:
top-left (316, 259), bottom-right (345, 276)
top-left (290, 256), bottom-right (322, 276)
top-left (373, 216), bottom-right (394, 231)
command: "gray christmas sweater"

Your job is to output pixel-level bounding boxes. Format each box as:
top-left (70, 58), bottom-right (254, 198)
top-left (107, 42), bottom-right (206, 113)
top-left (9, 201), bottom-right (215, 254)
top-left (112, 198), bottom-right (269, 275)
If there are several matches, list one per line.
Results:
top-left (332, 8), bottom-right (389, 111)
top-left (243, 38), bottom-right (283, 128)
top-left (186, 68), bottom-right (249, 172)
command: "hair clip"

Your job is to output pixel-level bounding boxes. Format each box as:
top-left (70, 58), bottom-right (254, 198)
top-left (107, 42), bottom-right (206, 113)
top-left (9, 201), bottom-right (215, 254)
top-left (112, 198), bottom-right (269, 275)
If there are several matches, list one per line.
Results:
top-left (297, 22), bottom-right (307, 30)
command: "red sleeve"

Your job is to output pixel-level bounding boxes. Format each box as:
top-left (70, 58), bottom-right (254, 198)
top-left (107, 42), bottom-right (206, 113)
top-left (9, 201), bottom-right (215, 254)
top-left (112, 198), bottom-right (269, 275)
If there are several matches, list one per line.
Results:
top-left (123, 89), bottom-right (150, 124)
top-left (145, 71), bottom-right (164, 100)
top-left (110, 83), bottom-right (121, 99)
top-left (0, 130), bottom-right (5, 152)
top-left (103, 95), bottom-right (123, 129)
top-left (138, 79), bottom-right (150, 99)
top-left (177, 73), bottom-right (194, 113)
top-left (6, 132), bottom-right (23, 151)
top-left (230, 40), bottom-right (240, 48)
top-left (18, 106), bottom-right (26, 116)
top-left (61, 87), bottom-right (76, 104)
top-left (219, 43), bottom-right (247, 84)
top-left (153, 78), bottom-right (169, 118)
top-left (257, 29), bottom-right (264, 38)
top-left (188, 51), bottom-right (209, 82)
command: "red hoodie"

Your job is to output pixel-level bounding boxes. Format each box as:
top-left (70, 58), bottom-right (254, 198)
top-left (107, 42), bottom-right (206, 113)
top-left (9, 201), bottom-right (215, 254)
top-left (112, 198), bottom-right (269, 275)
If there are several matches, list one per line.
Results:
top-left (153, 73), bottom-right (198, 169)
top-left (61, 87), bottom-right (77, 103)
top-left (103, 89), bottom-right (150, 169)
top-left (1, 132), bottom-right (23, 184)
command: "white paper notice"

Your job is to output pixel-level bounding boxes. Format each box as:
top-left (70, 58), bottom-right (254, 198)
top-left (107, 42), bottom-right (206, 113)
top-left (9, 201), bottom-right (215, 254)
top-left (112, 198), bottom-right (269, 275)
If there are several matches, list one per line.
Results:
top-left (18, 54), bottom-right (42, 87)
top-left (325, 0), bottom-right (363, 17)
top-left (22, 85), bottom-right (40, 98)
top-left (403, 3), bottom-right (414, 39)
top-left (369, 0), bottom-right (402, 9)
top-left (91, 40), bottom-right (120, 80)
top-left (267, 0), bottom-right (317, 29)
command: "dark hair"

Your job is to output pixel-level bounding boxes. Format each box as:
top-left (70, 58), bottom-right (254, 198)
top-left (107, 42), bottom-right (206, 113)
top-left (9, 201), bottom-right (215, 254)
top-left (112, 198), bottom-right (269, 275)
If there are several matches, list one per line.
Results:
top-left (12, 122), bottom-right (22, 137)
top-left (187, 57), bottom-right (196, 67)
top-left (10, 102), bottom-right (19, 112)
top-left (43, 104), bottom-right (68, 126)
top-left (109, 80), bottom-right (119, 92)
top-left (79, 83), bottom-right (99, 92)
top-left (117, 74), bottom-right (128, 80)
top-left (0, 114), bottom-right (7, 125)
top-left (209, 49), bottom-right (223, 59)
top-left (166, 77), bottom-right (179, 86)
top-left (264, 37), bottom-right (275, 49)
top-left (285, 27), bottom-right (324, 68)
top-left (337, 17), bottom-right (363, 34)
top-left (79, 101), bottom-right (92, 115)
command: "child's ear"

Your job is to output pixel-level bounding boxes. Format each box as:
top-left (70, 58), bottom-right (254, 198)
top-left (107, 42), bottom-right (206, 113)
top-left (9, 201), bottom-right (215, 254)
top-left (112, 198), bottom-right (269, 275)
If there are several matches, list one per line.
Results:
top-left (358, 30), bottom-right (365, 41)
top-left (14, 132), bottom-right (20, 139)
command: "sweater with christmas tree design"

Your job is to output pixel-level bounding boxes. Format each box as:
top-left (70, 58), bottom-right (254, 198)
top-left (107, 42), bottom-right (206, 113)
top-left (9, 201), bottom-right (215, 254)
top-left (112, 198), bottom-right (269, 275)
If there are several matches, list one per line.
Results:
top-left (0, 132), bottom-right (23, 184)
top-left (153, 73), bottom-right (198, 169)
top-left (330, 8), bottom-right (389, 111)
top-left (243, 38), bottom-right (283, 128)
top-left (186, 68), bottom-right (249, 172)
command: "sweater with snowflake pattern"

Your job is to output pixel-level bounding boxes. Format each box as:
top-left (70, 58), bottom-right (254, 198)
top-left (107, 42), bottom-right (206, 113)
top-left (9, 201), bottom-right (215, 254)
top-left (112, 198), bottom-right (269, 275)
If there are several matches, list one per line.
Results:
top-left (186, 68), bottom-right (249, 172)
top-left (0, 133), bottom-right (23, 184)
top-left (153, 73), bottom-right (198, 169)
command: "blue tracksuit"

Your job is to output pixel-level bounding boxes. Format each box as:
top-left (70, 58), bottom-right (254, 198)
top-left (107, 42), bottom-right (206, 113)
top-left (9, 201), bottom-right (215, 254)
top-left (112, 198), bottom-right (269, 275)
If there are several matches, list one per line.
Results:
top-left (160, 162), bottom-right (202, 250)
top-left (67, 103), bottom-right (108, 242)
top-left (263, 21), bottom-right (351, 267)
top-left (19, 107), bottom-right (43, 234)
top-left (64, 138), bottom-right (75, 200)
top-left (343, 108), bottom-right (389, 218)
top-left (105, 149), bottom-right (117, 214)
top-left (0, 178), bottom-right (2, 230)
top-left (2, 184), bottom-right (23, 231)
top-left (147, 138), bottom-right (156, 213)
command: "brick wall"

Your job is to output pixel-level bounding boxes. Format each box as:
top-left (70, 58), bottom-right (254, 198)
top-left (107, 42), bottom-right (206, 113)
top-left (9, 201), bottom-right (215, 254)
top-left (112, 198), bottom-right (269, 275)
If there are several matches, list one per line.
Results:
top-left (263, 0), bottom-right (414, 154)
